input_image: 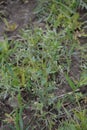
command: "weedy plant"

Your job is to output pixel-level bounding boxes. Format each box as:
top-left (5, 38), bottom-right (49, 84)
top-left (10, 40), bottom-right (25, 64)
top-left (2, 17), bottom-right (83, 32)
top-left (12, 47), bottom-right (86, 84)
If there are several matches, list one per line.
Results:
top-left (59, 109), bottom-right (87, 130)
top-left (0, 0), bottom-right (87, 129)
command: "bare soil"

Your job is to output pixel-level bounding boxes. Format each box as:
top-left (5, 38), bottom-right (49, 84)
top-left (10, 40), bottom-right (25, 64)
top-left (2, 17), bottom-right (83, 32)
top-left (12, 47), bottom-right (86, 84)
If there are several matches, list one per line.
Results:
top-left (0, 0), bottom-right (36, 39)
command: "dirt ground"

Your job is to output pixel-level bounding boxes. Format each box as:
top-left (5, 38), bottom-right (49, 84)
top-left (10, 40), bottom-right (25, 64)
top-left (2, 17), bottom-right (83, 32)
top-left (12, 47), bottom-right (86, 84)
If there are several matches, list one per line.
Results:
top-left (0, 1), bottom-right (87, 130)
top-left (0, 0), bottom-right (36, 40)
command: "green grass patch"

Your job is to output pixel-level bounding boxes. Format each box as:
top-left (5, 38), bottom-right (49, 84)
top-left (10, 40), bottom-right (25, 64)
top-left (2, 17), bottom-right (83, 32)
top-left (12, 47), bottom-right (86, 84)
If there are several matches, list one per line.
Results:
top-left (0, 0), bottom-right (87, 129)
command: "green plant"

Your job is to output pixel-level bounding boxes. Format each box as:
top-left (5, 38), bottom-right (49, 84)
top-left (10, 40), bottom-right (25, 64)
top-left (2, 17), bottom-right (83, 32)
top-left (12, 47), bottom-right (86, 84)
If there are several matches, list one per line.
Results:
top-left (0, 0), bottom-right (87, 129)
top-left (19, 27), bottom-right (63, 106)
top-left (79, 0), bottom-right (87, 9)
top-left (3, 92), bottom-right (24, 130)
top-left (59, 109), bottom-right (87, 130)
top-left (65, 73), bottom-right (78, 90)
